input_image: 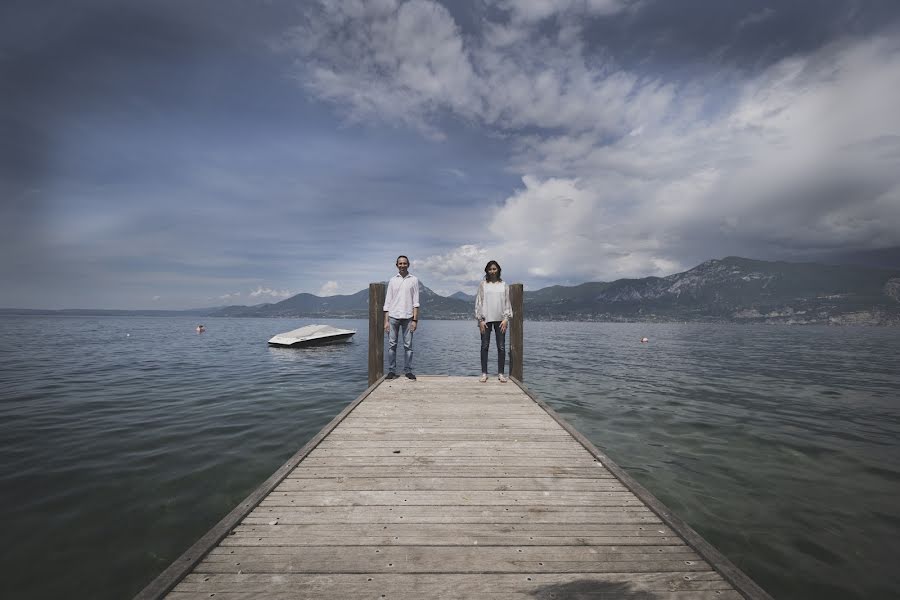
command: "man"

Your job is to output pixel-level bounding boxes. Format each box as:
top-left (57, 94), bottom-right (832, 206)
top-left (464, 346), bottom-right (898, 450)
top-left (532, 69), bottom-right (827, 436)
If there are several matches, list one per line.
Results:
top-left (383, 255), bottom-right (420, 380)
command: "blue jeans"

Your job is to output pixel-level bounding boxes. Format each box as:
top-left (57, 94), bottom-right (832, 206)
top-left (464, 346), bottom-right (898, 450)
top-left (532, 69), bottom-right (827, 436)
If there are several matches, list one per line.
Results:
top-left (480, 321), bottom-right (506, 374)
top-left (388, 317), bottom-right (414, 374)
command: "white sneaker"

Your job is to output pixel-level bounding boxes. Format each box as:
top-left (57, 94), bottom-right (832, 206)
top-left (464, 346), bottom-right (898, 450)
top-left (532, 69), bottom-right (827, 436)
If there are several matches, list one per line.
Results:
top-left (479, 374), bottom-right (488, 383)
top-left (498, 374), bottom-right (508, 383)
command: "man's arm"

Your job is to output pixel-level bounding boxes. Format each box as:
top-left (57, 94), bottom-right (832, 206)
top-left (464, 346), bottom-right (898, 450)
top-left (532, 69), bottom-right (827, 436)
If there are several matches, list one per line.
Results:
top-left (384, 278), bottom-right (395, 332)
top-left (410, 278), bottom-right (420, 331)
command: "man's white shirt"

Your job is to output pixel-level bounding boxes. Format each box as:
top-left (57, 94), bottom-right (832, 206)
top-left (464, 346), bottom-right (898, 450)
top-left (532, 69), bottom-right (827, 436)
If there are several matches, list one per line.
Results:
top-left (384, 274), bottom-right (420, 319)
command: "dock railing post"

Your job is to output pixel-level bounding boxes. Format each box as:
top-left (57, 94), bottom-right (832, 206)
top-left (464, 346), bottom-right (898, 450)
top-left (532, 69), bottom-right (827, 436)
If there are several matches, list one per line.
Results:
top-left (509, 283), bottom-right (524, 381)
top-left (368, 282), bottom-right (386, 386)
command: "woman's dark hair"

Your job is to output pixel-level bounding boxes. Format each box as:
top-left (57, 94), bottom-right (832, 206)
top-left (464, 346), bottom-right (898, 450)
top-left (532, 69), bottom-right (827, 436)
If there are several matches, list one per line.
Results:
top-left (484, 260), bottom-right (502, 282)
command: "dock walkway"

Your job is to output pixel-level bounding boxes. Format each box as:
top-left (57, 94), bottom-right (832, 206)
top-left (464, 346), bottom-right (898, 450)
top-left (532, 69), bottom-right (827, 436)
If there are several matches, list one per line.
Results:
top-left (144, 375), bottom-right (770, 599)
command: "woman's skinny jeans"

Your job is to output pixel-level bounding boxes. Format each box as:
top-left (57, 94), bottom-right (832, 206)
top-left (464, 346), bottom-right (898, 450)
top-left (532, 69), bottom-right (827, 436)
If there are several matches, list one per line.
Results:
top-left (480, 321), bottom-right (506, 374)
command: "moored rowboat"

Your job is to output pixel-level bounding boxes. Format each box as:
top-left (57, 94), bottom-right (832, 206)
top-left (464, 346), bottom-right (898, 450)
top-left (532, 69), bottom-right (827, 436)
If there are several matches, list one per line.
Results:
top-left (267, 324), bottom-right (356, 347)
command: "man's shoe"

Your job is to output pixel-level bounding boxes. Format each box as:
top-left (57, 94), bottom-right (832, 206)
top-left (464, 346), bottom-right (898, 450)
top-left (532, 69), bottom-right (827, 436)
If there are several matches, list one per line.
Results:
top-left (385, 372), bottom-right (397, 380)
top-left (406, 372), bottom-right (417, 380)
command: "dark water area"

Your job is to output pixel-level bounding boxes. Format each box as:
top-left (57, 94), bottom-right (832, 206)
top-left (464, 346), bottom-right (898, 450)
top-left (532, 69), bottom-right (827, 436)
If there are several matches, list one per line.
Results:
top-left (0, 316), bottom-right (898, 599)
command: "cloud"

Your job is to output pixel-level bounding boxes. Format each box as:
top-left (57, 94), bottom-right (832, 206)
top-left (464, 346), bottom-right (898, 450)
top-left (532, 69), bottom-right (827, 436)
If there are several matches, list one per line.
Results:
top-left (486, 175), bottom-right (684, 282)
top-left (318, 280), bottom-right (340, 296)
top-left (7, 0), bottom-right (898, 310)
top-left (287, 0), bottom-right (478, 139)
top-left (249, 287), bottom-right (293, 299)
top-left (287, 2), bottom-right (900, 280)
top-left (415, 244), bottom-right (490, 291)
top-left (440, 167), bottom-right (467, 179)
top-left (490, 34), bottom-right (900, 275)
top-left (152, 295), bottom-right (161, 301)
top-left (287, 0), bottom-right (669, 140)
top-left (499, 0), bottom-right (630, 24)
top-left (219, 292), bottom-right (242, 301)
top-left (737, 8), bottom-right (776, 30)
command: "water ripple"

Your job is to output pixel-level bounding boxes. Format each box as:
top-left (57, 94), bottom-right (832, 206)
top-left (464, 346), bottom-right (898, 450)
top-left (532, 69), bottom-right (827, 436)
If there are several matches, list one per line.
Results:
top-left (0, 317), bottom-right (898, 599)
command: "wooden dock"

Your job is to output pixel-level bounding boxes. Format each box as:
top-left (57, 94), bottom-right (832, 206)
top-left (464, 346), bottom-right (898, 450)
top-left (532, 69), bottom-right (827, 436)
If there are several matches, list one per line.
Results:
top-left (139, 375), bottom-right (772, 599)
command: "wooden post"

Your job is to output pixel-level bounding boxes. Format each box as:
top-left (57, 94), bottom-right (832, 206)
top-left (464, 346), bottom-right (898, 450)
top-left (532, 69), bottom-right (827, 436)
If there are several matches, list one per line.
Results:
top-left (509, 283), bottom-right (524, 381)
top-left (368, 282), bottom-right (386, 386)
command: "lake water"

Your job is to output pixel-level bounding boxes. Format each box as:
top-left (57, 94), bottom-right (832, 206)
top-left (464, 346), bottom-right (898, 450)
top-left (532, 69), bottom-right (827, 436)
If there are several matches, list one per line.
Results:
top-left (0, 316), bottom-right (898, 599)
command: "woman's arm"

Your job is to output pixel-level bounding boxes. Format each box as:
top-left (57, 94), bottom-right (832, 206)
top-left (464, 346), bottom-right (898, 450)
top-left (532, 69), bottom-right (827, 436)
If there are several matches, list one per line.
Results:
top-left (499, 282), bottom-right (512, 333)
top-left (503, 282), bottom-right (513, 320)
top-left (474, 281), bottom-right (485, 321)
top-left (475, 282), bottom-right (487, 333)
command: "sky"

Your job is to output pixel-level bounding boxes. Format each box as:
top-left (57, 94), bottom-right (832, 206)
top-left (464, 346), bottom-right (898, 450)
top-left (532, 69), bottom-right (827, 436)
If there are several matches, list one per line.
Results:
top-left (2, 0), bottom-right (900, 309)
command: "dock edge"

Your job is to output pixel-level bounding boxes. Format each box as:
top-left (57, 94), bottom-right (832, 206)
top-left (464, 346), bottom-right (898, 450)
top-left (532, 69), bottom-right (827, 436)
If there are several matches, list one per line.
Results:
top-left (132, 376), bottom-right (386, 600)
top-left (511, 376), bottom-right (774, 600)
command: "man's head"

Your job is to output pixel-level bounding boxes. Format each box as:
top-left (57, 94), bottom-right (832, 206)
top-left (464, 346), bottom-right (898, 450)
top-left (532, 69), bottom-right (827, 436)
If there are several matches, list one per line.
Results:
top-left (396, 255), bottom-right (410, 276)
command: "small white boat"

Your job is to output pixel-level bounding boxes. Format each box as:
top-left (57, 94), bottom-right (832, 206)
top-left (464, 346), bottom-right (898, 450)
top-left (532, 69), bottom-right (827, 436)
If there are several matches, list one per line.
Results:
top-left (267, 324), bottom-right (356, 347)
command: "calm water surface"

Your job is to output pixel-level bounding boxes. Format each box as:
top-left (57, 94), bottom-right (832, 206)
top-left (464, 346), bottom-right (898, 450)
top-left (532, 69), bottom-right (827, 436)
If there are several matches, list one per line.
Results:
top-left (0, 316), bottom-right (898, 599)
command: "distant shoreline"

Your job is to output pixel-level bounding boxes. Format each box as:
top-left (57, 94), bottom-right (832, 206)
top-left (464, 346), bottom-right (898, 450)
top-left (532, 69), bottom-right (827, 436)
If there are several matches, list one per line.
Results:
top-left (4, 256), bottom-right (898, 325)
top-left (2, 310), bottom-right (897, 326)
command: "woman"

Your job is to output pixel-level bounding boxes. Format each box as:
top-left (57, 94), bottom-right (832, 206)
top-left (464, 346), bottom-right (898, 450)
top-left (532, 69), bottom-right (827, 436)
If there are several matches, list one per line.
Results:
top-left (474, 260), bottom-right (513, 383)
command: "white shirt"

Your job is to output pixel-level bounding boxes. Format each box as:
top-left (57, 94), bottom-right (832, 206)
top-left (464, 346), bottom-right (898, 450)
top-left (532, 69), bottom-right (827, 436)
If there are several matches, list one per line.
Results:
top-left (475, 281), bottom-right (513, 322)
top-left (384, 273), bottom-right (420, 319)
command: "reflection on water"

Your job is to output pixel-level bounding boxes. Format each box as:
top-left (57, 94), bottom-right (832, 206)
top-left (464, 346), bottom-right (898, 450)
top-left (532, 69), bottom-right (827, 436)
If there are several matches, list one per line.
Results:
top-left (0, 316), bottom-right (898, 599)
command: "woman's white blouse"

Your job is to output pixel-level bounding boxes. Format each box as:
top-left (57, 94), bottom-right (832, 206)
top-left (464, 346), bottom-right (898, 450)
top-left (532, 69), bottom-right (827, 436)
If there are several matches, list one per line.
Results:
top-left (474, 281), bottom-right (513, 322)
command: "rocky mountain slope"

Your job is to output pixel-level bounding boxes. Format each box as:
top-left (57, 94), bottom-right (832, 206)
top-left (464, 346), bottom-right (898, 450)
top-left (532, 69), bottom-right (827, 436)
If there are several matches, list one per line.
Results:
top-left (8, 257), bottom-right (897, 324)
top-left (523, 257), bottom-right (900, 324)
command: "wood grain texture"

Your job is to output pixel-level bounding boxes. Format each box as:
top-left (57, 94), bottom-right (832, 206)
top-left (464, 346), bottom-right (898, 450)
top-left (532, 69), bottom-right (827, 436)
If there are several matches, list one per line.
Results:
top-left (509, 282), bottom-right (524, 381)
top-left (367, 282), bottom-right (386, 386)
top-left (144, 376), bottom-right (767, 600)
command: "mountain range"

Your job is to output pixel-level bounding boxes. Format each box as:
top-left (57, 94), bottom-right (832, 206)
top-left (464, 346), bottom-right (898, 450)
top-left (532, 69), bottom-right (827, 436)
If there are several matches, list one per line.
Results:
top-left (4, 256), bottom-right (899, 324)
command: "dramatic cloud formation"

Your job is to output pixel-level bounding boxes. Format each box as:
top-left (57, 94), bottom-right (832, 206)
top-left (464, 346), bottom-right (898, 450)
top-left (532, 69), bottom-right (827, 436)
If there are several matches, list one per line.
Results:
top-left (416, 244), bottom-right (489, 292)
top-left (287, 0), bottom-right (900, 290)
top-left (317, 281), bottom-right (341, 296)
top-left (249, 287), bottom-right (293, 300)
top-left (2, 0), bottom-right (898, 307)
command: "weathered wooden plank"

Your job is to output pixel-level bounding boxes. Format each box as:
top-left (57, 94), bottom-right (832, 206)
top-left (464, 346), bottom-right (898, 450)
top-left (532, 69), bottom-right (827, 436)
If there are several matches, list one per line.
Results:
top-left (297, 456), bottom-right (603, 467)
top-left (227, 523), bottom-right (676, 538)
top-left (301, 453), bottom-right (592, 463)
top-left (207, 545), bottom-right (699, 558)
top-left (220, 535), bottom-right (682, 547)
top-left (173, 571), bottom-right (733, 597)
top-left (306, 447), bottom-right (594, 458)
top-left (366, 392), bottom-right (532, 399)
top-left (198, 546), bottom-right (703, 574)
top-left (257, 490), bottom-right (642, 507)
top-left (336, 418), bottom-right (559, 427)
top-left (352, 398), bottom-right (540, 404)
top-left (168, 591), bottom-right (744, 600)
top-left (275, 477), bottom-right (626, 491)
top-left (329, 428), bottom-right (572, 437)
top-left (337, 416), bottom-right (561, 423)
top-left (242, 506), bottom-right (660, 525)
top-left (324, 433), bottom-right (577, 442)
top-left (360, 389), bottom-right (536, 393)
top-left (358, 391), bottom-right (535, 397)
top-left (285, 466), bottom-right (616, 478)
top-left (348, 406), bottom-right (543, 413)
top-left (316, 436), bottom-right (584, 451)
